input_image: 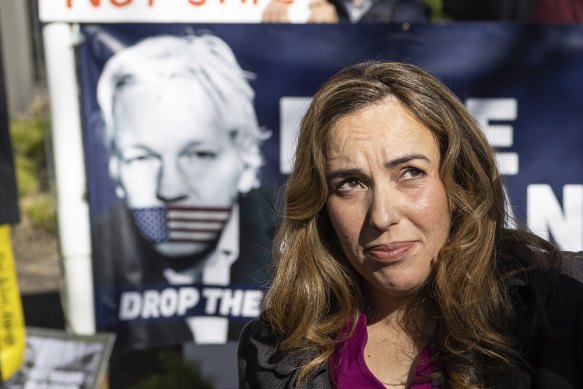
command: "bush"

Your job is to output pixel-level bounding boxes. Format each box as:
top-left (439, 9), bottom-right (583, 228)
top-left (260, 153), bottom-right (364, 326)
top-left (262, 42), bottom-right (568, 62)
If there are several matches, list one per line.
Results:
top-left (15, 157), bottom-right (38, 196)
top-left (425, 0), bottom-right (446, 21)
top-left (10, 97), bottom-right (56, 233)
top-left (21, 193), bottom-right (57, 233)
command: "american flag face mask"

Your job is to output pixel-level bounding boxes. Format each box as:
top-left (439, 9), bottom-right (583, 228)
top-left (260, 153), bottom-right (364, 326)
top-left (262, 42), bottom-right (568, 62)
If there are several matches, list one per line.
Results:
top-left (130, 206), bottom-right (231, 244)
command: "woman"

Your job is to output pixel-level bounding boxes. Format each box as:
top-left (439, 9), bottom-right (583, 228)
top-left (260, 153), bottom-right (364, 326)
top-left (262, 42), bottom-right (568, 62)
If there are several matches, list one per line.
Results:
top-left (238, 62), bottom-right (583, 388)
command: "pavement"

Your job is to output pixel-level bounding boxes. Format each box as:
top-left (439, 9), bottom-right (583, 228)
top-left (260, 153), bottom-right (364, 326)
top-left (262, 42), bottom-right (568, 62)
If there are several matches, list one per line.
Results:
top-left (10, 219), bottom-right (65, 329)
top-left (12, 219), bottom-right (61, 296)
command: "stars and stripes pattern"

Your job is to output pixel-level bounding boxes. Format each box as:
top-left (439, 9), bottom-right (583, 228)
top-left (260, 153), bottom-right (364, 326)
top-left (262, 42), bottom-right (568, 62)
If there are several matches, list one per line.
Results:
top-left (130, 206), bottom-right (230, 244)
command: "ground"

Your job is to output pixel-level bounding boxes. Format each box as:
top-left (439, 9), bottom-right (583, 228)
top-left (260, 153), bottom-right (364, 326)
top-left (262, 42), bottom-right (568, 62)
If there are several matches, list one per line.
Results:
top-left (11, 218), bottom-right (60, 294)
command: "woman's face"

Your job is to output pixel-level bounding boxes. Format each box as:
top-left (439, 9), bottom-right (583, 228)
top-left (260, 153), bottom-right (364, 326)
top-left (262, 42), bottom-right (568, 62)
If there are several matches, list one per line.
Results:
top-left (325, 97), bottom-right (451, 301)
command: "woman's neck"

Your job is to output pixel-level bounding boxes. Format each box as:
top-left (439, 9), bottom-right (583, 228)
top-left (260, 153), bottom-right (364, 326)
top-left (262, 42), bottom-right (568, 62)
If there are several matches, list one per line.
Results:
top-left (365, 315), bottom-right (427, 389)
top-left (364, 284), bottom-right (411, 324)
top-left (361, 286), bottom-right (435, 388)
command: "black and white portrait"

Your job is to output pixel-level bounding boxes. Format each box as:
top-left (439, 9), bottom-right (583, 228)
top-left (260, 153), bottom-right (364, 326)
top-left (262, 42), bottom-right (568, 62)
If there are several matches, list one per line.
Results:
top-left (89, 32), bottom-right (274, 346)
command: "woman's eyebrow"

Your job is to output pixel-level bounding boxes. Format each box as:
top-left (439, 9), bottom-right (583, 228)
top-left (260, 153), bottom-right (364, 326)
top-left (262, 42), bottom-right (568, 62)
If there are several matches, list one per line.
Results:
top-left (325, 154), bottom-right (430, 181)
top-left (385, 154), bottom-right (430, 169)
top-left (325, 168), bottom-right (361, 182)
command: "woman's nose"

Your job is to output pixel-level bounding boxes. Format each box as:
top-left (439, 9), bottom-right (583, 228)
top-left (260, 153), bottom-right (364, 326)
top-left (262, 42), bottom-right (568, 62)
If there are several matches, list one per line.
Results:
top-left (368, 186), bottom-right (399, 231)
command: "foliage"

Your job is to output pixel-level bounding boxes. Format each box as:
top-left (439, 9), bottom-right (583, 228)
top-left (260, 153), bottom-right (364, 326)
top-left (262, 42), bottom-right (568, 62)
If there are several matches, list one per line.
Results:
top-left (21, 193), bottom-right (57, 233)
top-left (9, 98), bottom-right (56, 233)
top-left (129, 351), bottom-right (216, 389)
top-left (425, 0), bottom-right (447, 21)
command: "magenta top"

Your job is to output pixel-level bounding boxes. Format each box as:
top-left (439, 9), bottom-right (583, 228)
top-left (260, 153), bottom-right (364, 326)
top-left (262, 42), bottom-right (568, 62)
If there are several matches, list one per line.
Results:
top-left (329, 313), bottom-right (443, 388)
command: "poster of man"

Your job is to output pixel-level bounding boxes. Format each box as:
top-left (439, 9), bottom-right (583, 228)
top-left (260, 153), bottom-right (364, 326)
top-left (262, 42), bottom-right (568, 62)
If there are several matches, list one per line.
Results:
top-left (79, 23), bottom-right (583, 351)
top-left (80, 28), bottom-right (275, 348)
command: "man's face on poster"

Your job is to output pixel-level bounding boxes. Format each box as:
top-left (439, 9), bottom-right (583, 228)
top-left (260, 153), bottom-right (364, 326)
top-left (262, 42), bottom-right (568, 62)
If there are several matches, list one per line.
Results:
top-left (109, 77), bottom-right (249, 258)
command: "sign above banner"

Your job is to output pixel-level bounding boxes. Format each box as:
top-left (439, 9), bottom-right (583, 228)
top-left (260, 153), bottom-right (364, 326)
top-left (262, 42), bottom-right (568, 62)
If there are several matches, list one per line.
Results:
top-left (38, 0), bottom-right (310, 23)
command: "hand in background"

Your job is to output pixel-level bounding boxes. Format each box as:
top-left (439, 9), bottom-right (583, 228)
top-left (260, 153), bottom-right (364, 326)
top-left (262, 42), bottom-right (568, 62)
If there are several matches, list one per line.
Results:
top-left (262, 0), bottom-right (339, 23)
top-left (308, 0), bottom-right (339, 23)
top-left (262, 0), bottom-right (291, 22)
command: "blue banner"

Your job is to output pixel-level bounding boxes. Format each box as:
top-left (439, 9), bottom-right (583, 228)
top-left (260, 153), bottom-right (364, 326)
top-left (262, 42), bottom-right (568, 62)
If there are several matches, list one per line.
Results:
top-left (79, 23), bottom-right (583, 348)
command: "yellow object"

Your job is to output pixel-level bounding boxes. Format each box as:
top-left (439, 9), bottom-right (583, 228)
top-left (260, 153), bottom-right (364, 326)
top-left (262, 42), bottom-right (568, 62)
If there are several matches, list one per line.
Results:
top-left (0, 225), bottom-right (26, 381)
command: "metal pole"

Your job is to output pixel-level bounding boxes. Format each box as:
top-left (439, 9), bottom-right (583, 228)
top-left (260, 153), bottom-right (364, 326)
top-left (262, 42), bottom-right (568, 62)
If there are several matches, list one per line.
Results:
top-left (42, 22), bottom-right (95, 334)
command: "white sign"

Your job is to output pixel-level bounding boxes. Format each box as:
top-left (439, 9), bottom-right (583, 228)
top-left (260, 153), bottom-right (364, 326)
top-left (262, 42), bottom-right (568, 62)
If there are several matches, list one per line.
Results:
top-left (39, 0), bottom-right (310, 23)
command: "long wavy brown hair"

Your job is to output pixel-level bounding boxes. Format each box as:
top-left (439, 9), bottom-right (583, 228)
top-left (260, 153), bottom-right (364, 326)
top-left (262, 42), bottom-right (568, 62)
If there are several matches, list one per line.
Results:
top-left (263, 62), bottom-right (560, 388)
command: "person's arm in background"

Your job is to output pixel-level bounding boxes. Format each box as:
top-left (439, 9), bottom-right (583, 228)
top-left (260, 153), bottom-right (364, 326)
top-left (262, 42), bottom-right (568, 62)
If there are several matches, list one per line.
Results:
top-left (262, 0), bottom-right (339, 23)
top-left (308, 0), bottom-right (339, 22)
top-left (262, 0), bottom-right (292, 22)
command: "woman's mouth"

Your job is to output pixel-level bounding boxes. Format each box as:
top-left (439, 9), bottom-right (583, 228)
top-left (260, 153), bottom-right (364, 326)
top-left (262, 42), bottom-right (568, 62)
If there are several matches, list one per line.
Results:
top-left (365, 241), bottom-right (416, 263)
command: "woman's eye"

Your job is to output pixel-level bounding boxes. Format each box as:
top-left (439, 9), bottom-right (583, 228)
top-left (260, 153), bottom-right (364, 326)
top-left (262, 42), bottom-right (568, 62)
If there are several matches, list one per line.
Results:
top-left (336, 178), bottom-right (363, 192)
top-left (402, 167), bottom-right (426, 180)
